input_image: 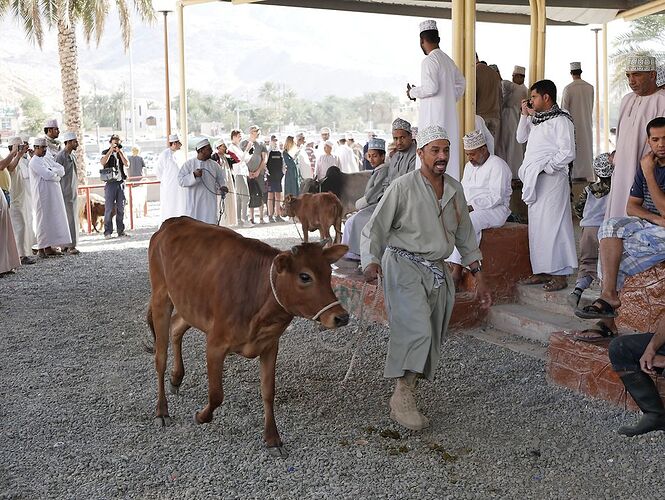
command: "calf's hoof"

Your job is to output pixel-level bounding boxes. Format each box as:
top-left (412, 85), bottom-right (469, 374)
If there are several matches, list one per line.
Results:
top-left (168, 380), bottom-right (180, 395)
top-left (267, 445), bottom-right (289, 459)
top-left (154, 415), bottom-right (172, 427)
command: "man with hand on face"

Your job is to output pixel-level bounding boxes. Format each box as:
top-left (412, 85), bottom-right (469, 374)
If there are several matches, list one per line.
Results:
top-left (361, 125), bottom-right (491, 431)
top-left (100, 134), bottom-right (129, 238)
top-left (516, 79), bottom-right (577, 292)
top-left (447, 130), bottom-right (512, 288)
top-left (178, 139), bottom-right (228, 225)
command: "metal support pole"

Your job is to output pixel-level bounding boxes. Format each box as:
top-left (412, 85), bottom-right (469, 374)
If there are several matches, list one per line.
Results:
top-left (128, 183), bottom-right (135, 230)
top-left (85, 187), bottom-right (92, 234)
top-left (177, 2), bottom-right (188, 154)
top-left (163, 11), bottom-right (172, 144)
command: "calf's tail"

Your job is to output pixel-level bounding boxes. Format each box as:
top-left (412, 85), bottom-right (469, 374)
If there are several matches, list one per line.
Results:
top-left (143, 304), bottom-right (156, 354)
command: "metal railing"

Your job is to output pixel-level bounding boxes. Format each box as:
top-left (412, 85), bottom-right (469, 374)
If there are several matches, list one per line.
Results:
top-left (77, 176), bottom-right (160, 234)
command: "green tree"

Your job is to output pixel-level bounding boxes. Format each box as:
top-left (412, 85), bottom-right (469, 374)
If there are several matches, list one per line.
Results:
top-left (0, 0), bottom-right (155, 181)
top-left (19, 95), bottom-right (47, 137)
top-left (611, 14), bottom-right (664, 97)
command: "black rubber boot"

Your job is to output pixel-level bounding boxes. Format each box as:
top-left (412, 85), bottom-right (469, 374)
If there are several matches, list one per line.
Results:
top-left (618, 371), bottom-right (665, 437)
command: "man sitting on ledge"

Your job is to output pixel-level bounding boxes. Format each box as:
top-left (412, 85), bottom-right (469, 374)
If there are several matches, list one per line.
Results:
top-left (575, 117), bottom-right (665, 341)
top-left (608, 317), bottom-right (665, 436)
top-left (447, 130), bottom-right (512, 288)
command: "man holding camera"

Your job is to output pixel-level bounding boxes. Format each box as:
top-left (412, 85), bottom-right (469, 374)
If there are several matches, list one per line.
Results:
top-left (99, 134), bottom-right (129, 239)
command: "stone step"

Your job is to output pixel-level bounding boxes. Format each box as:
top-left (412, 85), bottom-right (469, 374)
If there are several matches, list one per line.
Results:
top-left (465, 327), bottom-right (547, 361)
top-left (516, 283), bottom-right (600, 317)
top-left (487, 303), bottom-right (594, 344)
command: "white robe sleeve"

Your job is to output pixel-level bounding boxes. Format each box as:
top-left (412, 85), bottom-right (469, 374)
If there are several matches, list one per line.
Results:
top-left (410, 56), bottom-right (439, 99)
top-left (516, 115), bottom-right (532, 144)
top-left (156, 150), bottom-right (168, 180)
top-left (31, 158), bottom-right (63, 182)
top-left (178, 162), bottom-right (199, 188)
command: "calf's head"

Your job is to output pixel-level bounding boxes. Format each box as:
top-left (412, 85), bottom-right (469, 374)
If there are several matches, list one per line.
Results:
top-left (280, 194), bottom-right (298, 218)
top-left (272, 242), bottom-right (349, 329)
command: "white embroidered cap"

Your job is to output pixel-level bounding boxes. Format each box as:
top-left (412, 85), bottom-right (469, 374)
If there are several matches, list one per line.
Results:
top-left (392, 117), bottom-right (412, 133)
top-left (419, 19), bottom-right (437, 33)
top-left (626, 54), bottom-right (656, 72)
top-left (513, 65), bottom-right (526, 75)
top-left (44, 118), bottom-right (58, 128)
top-left (168, 134), bottom-right (180, 143)
top-left (320, 127), bottom-right (331, 134)
top-left (462, 130), bottom-right (487, 151)
top-left (417, 125), bottom-right (449, 148)
top-left (345, 132), bottom-right (354, 140)
top-left (195, 138), bottom-right (210, 151)
top-left (33, 137), bottom-right (47, 147)
top-left (657, 66), bottom-right (664, 87)
top-left (367, 138), bottom-right (386, 151)
top-left (570, 62), bottom-right (582, 71)
top-left (324, 139), bottom-right (334, 148)
top-left (61, 131), bottom-right (77, 142)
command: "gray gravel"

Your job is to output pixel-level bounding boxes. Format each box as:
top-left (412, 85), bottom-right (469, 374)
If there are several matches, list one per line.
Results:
top-left (1, 219), bottom-right (664, 499)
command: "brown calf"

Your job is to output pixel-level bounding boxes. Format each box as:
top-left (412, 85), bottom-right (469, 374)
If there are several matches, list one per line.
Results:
top-left (281, 192), bottom-right (343, 245)
top-left (147, 216), bottom-right (349, 457)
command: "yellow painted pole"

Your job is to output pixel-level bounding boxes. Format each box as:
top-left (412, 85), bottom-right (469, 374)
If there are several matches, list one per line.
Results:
top-left (452, 0), bottom-right (465, 172)
top-left (528, 0), bottom-right (539, 86)
top-left (602, 22), bottom-right (610, 152)
top-left (592, 27), bottom-right (601, 154)
top-left (464, 0), bottom-right (476, 136)
top-left (177, 2), bottom-right (188, 154)
top-left (536, 0), bottom-right (546, 81)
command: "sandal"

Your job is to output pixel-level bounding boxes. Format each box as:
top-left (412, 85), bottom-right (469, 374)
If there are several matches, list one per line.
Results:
top-left (575, 298), bottom-right (618, 319)
top-left (573, 321), bottom-right (617, 343)
top-left (543, 277), bottom-right (567, 292)
top-left (519, 274), bottom-right (550, 285)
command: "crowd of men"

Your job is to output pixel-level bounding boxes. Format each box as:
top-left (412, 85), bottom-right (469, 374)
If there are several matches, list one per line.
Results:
top-left (2, 18), bottom-right (665, 439)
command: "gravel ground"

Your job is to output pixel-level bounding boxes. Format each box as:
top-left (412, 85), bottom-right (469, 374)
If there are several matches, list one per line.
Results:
top-left (1, 217), bottom-right (664, 499)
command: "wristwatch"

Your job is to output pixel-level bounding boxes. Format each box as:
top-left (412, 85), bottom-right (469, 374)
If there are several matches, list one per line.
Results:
top-left (470, 264), bottom-right (482, 275)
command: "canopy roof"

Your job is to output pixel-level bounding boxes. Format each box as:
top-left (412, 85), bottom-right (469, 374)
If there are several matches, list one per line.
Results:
top-left (218, 0), bottom-right (664, 26)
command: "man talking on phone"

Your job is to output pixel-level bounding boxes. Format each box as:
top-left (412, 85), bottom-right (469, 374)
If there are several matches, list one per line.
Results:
top-left (100, 134), bottom-right (129, 239)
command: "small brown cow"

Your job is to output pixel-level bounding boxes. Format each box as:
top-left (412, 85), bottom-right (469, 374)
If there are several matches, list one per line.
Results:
top-left (281, 192), bottom-right (343, 245)
top-left (147, 216), bottom-right (349, 457)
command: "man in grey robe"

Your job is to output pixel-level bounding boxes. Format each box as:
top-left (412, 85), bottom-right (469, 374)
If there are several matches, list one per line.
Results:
top-left (55, 131), bottom-right (80, 254)
top-left (561, 62), bottom-right (594, 181)
top-left (361, 125), bottom-right (491, 431)
top-left (340, 118), bottom-right (417, 264)
top-left (496, 65), bottom-right (528, 177)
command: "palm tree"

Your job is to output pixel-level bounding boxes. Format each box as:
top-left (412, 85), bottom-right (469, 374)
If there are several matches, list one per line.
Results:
top-left (611, 14), bottom-right (665, 98)
top-left (0, 0), bottom-right (155, 181)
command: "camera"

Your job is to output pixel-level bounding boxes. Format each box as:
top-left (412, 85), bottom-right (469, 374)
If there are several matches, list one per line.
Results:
top-left (526, 100), bottom-right (533, 109)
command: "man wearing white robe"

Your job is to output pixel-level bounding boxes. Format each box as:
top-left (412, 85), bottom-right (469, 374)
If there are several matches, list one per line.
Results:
top-left (6, 138), bottom-right (36, 265)
top-left (407, 19), bottom-right (465, 180)
top-left (448, 130), bottom-right (512, 286)
top-left (561, 62), bottom-right (594, 181)
top-left (178, 139), bottom-right (228, 225)
top-left (605, 55), bottom-right (665, 218)
top-left (314, 141), bottom-right (341, 180)
top-left (517, 79), bottom-right (577, 291)
top-left (55, 131), bottom-right (80, 255)
top-left (361, 125), bottom-right (491, 431)
top-left (156, 134), bottom-right (186, 223)
top-left (0, 147), bottom-right (21, 274)
top-left (336, 138), bottom-right (358, 173)
top-left (29, 138), bottom-right (71, 257)
top-left (295, 133), bottom-right (313, 181)
top-left (496, 65), bottom-right (528, 177)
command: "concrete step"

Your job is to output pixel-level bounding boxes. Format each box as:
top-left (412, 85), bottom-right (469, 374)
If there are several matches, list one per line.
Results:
top-left (487, 303), bottom-right (594, 344)
top-left (466, 327), bottom-right (547, 361)
top-left (516, 283), bottom-right (600, 317)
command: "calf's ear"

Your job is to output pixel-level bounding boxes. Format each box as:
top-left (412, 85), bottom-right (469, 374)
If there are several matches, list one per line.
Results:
top-left (322, 244), bottom-right (349, 264)
top-left (274, 252), bottom-right (292, 273)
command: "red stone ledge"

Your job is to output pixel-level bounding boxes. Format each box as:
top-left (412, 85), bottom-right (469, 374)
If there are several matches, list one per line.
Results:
top-left (547, 331), bottom-right (665, 410)
top-left (618, 262), bottom-right (665, 332)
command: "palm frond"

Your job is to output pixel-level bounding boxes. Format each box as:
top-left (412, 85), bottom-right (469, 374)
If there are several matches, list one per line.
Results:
top-left (115, 0), bottom-right (131, 50)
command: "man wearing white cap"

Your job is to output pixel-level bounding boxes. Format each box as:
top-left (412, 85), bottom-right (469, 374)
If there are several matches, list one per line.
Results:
top-left (55, 132), bottom-right (80, 254)
top-left (29, 137), bottom-right (71, 257)
top-left (315, 127), bottom-right (332, 159)
top-left (177, 139), bottom-right (228, 225)
top-left (156, 134), bottom-right (186, 223)
top-left (0, 146), bottom-right (21, 274)
top-left (346, 132), bottom-right (363, 168)
top-left (407, 20), bottom-right (465, 179)
top-left (562, 62), bottom-right (594, 181)
top-left (606, 54), bottom-right (665, 218)
top-left (6, 137), bottom-right (36, 265)
top-left (314, 140), bottom-right (341, 180)
top-left (294, 133), bottom-right (314, 181)
top-left (43, 119), bottom-right (61, 159)
top-left (447, 130), bottom-right (512, 286)
top-left (497, 65), bottom-right (528, 176)
top-left (517, 79), bottom-right (577, 291)
top-left (361, 124), bottom-right (491, 431)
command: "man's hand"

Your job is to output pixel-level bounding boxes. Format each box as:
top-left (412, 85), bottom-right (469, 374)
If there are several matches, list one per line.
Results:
top-left (193, 168), bottom-right (203, 178)
top-left (363, 263), bottom-right (382, 283)
top-left (467, 205), bottom-right (474, 213)
top-left (641, 151), bottom-right (657, 176)
top-left (474, 277), bottom-right (492, 309)
top-left (520, 99), bottom-right (533, 116)
top-left (640, 348), bottom-right (659, 375)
